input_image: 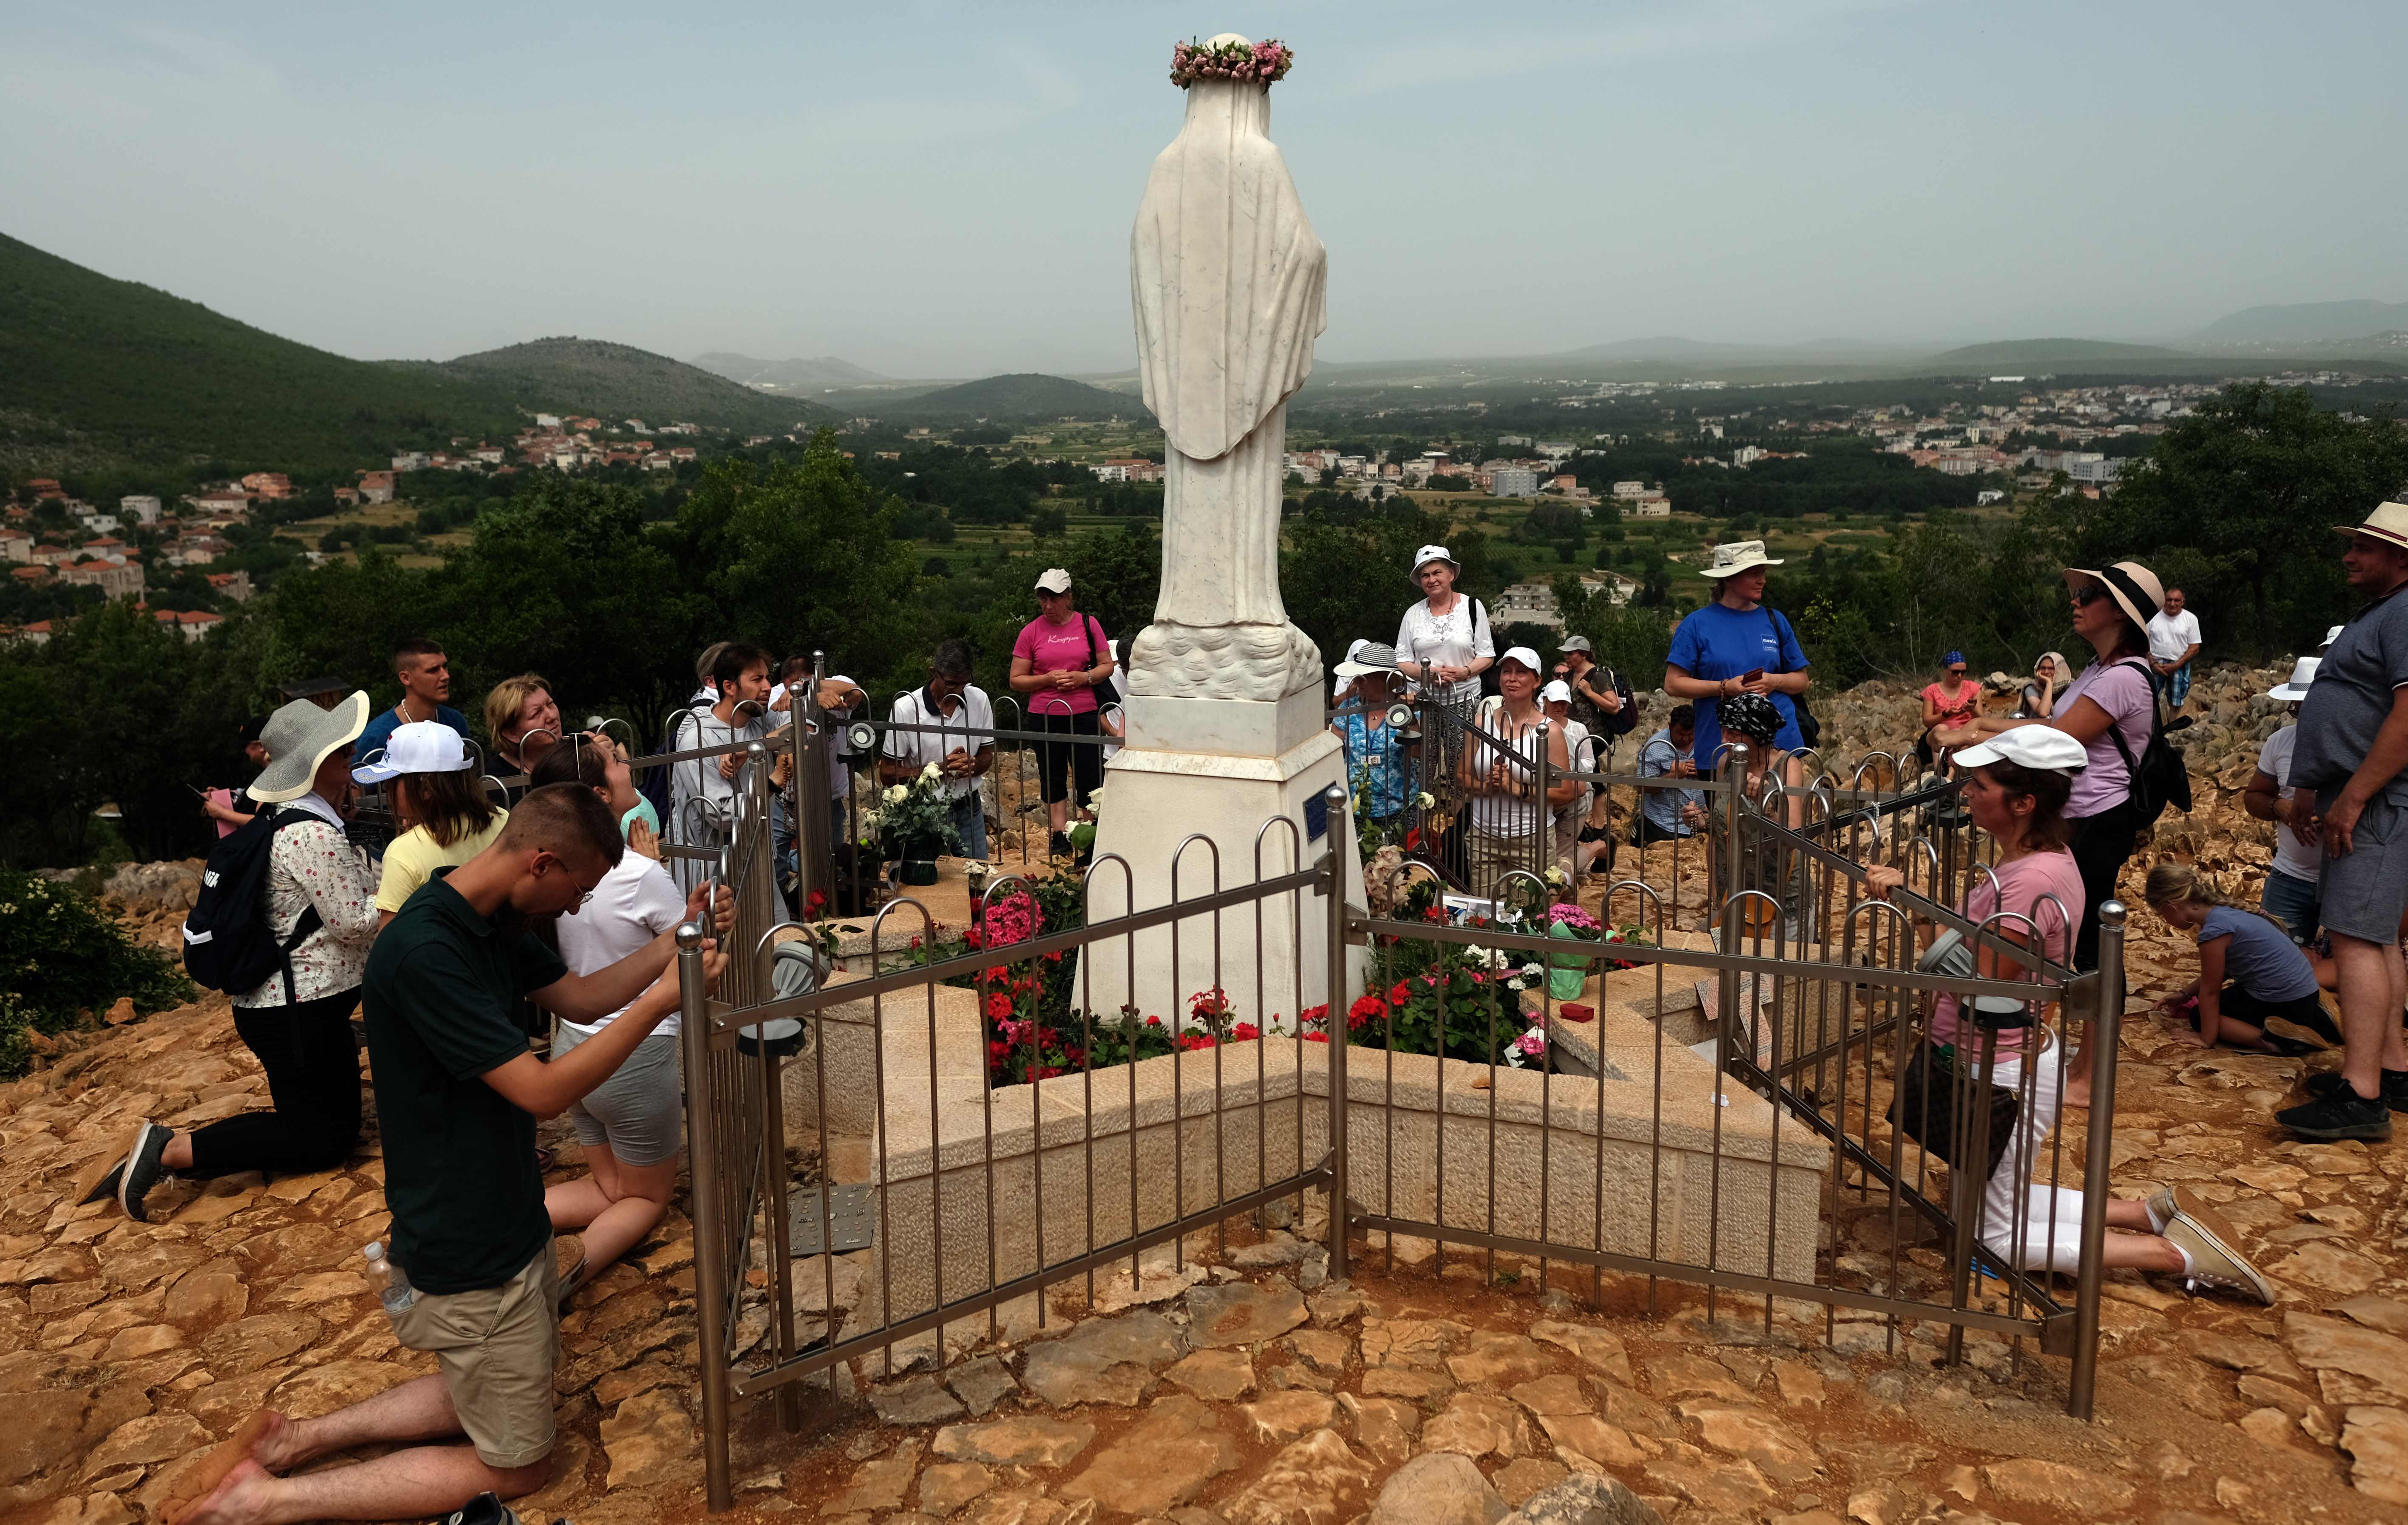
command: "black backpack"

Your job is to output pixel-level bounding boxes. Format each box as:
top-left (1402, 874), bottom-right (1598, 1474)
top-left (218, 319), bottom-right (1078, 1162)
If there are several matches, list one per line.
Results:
top-left (182, 808), bottom-right (326, 1001)
top-left (1594, 667), bottom-right (1640, 739)
top-left (2102, 658), bottom-right (2192, 829)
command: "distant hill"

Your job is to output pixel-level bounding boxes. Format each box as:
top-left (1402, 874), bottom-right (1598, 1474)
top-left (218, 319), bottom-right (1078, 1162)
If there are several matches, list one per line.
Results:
top-left (0, 230), bottom-right (520, 472)
top-left (404, 339), bottom-right (823, 433)
top-left (879, 372), bottom-right (1148, 422)
top-left (1921, 338), bottom-right (2193, 371)
top-left (688, 352), bottom-right (891, 392)
top-left (1556, 335), bottom-right (1764, 359)
top-left (2191, 300), bottom-right (2408, 348)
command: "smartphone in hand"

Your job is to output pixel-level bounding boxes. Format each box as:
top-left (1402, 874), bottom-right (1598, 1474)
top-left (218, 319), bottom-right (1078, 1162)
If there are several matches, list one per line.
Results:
top-left (1742, 668), bottom-right (1765, 684)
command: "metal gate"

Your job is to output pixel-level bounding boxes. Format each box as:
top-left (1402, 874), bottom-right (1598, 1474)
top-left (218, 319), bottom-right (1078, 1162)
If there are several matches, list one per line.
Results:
top-left (676, 737), bottom-right (2126, 1510)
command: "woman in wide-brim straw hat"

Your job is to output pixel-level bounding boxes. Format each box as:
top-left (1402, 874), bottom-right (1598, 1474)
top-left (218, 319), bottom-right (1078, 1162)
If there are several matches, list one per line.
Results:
top-left (1970, 557), bottom-right (2166, 1104)
top-left (85, 693), bottom-right (383, 1221)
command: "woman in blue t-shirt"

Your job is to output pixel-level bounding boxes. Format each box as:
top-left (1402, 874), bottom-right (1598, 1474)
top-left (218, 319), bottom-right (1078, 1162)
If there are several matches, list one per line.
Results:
top-left (2146, 863), bottom-right (2338, 1055)
top-left (1665, 540), bottom-right (1809, 820)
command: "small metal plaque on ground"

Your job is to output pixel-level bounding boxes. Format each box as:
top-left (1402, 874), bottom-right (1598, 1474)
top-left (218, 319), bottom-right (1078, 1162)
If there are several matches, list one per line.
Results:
top-left (788, 1184), bottom-right (877, 1256)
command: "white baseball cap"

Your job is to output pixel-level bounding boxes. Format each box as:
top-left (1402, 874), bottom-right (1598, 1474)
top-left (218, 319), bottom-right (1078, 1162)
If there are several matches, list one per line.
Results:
top-left (1950, 726), bottom-right (2088, 775)
top-left (1497, 646), bottom-right (1543, 675)
top-left (351, 720), bottom-right (473, 784)
top-left (1541, 679), bottom-right (1573, 704)
top-left (1034, 567), bottom-right (1073, 593)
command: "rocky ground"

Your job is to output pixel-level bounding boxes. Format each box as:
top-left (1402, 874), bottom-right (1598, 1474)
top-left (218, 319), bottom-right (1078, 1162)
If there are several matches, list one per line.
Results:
top-left (9, 660), bottom-right (2408, 1525)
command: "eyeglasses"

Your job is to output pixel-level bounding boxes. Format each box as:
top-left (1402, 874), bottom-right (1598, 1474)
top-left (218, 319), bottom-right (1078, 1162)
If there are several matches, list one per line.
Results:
top-left (2069, 585), bottom-right (2110, 607)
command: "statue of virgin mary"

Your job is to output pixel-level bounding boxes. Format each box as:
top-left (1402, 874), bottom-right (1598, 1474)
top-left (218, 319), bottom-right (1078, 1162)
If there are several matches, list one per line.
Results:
top-left (1127, 35), bottom-right (1326, 703)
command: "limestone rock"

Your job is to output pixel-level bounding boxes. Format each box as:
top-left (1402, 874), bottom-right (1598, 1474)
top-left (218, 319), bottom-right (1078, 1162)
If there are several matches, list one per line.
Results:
top-left (1185, 1280), bottom-right (1306, 1348)
top-left (1446, 1333), bottom-right (1550, 1388)
top-left (872, 1374), bottom-right (968, 1427)
top-left (821, 1438), bottom-right (922, 1516)
top-left (1163, 1348), bottom-right (1255, 1401)
top-left (601, 1388), bottom-right (697, 1493)
top-left (947, 1355), bottom-right (1020, 1418)
top-left (1980, 1458), bottom-right (2135, 1512)
top-left (1361, 1318), bottom-right (1468, 1369)
top-left (1422, 1392), bottom-right (1536, 1461)
top-left (1509, 1374), bottom-right (1591, 1417)
top-left (1240, 1390), bottom-right (1336, 1445)
top-left (2284, 1311), bottom-right (2408, 1402)
top-left (1218, 1428), bottom-right (1378, 1525)
top-left (1019, 1311), bottom-right (1184, 1407)
top-left (1528, 1321), bottom-right (1633, 1384)
top-left (918, 1462), bottom-right (995, 1518)
top-left (2342, 1406), bottom-right (2408, 1505)
top-left (2332, 1294), bottom-right (2408, 1336)
top-left (1369, 1451), bottom-right (1511, 1525)
top-left (79, 1412), bottom-right (210, 1477)
top-left (1339, 1392), bottom-right (1422, 1465)
top-left (1284, 1328), bottom-right (1351, 1373)
top-left (1501, 1474), bottom-right (1665, 1525)
top-left (1061, 1395), bottom-right (1241, 1516)
top-left (1494, 1456), bottom-right (1570, 1507)
top-left (1677, 1403), bottom-right (1817, 1485)
top-left (161, 1263), bottom-right (247, 1330)
top-left (932, 1416), bottom-right (1096, 1469)
top-left (197, 1311), bottom-right (321, 1376)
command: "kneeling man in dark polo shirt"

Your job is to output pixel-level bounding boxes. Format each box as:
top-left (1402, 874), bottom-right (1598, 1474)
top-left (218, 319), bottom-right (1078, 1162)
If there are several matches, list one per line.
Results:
top-left (169, 783), bottom-right (729, 1524)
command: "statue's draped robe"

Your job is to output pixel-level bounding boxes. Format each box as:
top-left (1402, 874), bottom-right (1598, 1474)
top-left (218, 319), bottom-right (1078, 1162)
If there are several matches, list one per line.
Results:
top-left (1130, 80), bottom-right (1327, 636)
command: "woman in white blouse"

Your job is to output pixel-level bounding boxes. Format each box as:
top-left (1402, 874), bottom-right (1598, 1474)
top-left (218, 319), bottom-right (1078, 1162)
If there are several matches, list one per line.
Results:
top-left (1394, 544), bottom-right (1495, 707)
top-left (96, 695), bottom-right (383, 1221)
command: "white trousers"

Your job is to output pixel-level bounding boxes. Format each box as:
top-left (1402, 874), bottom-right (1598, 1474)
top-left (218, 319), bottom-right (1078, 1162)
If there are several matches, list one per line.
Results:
top-left (1971, 1034), bottom-right (2088, 1275)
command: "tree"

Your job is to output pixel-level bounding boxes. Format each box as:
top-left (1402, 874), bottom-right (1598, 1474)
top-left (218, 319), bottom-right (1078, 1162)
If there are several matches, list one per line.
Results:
top-left (2062, 381), bottom-right (2408, 651)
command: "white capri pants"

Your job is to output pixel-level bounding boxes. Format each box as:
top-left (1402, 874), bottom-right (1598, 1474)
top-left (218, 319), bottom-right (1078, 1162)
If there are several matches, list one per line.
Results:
top-left (1971, 1033), bottom-right (2087, 1275)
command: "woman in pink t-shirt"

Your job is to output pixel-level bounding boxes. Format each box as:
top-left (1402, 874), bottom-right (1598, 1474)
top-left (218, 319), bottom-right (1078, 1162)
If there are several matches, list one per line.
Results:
top-left (1917, 650), bottom-right (1983, 770)
top-left (1009, 568), bottom-right (1115, 857)
top-left (1864, 727), bottom-right (2272, 1301)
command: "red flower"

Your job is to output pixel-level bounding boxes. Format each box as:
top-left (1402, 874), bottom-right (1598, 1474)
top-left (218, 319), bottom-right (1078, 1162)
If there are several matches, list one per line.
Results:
top-left (1045, 950), bottom-right (1064, 963)
top-left (1145, 1014), bottom-right (1162, 1027)
top-left (985, 993), bottom-right (1014, 1021)
top-left (805, 889), bottom-right (827, 912)
top-left (1232, 1022), bottom-right (1260, 1042)
top-left (1303, 1031), bottom-right (1330, 1044)
top-left (1388, 979), bottom-right (1412, 1007)
top-left (1176, 1033), bottom-right (1218, 1051)
top-left (1347, 994), bottom-right (1385, 1030)
top-left (1422, 906), bottom-right (1443, 923)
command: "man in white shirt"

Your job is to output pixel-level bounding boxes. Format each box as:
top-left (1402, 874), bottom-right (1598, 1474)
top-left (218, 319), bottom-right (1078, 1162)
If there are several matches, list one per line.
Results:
top-left (2146, 586), bottom-right (2203, 712)
top-left (879, 640), bottom-right (994, 858)
top-left (2245, 658), bottom-right (2324, 944)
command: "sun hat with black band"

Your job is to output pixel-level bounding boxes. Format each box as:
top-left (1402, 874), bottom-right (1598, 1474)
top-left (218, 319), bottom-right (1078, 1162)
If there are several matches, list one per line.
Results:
top-left (248, 692), bottom-right (370, 803)
top-left (2062, 560), bottom-right (2163, 631)
top-left (2332, 501), bottom-right (2408, 550)
top-left (350, 719), bottom-right (475, 785)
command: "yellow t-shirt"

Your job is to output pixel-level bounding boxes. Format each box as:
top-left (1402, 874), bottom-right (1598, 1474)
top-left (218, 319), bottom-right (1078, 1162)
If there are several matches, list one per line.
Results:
top-left (375, 809), bottom-right (510, 913)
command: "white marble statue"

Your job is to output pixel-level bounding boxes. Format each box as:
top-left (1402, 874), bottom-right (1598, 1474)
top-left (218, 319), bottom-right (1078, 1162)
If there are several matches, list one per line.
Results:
top-left (1128, 34), bottom-right (1326, 703)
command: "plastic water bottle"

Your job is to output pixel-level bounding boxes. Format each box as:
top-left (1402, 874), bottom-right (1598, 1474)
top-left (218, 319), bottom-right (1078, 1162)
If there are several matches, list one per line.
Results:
top-left (364, 1241), bottom-right (414, 1316)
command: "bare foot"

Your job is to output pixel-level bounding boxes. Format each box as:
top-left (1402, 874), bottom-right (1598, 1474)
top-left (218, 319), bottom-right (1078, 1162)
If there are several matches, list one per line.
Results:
top-left (2062, 1077), bottom-right (2092, 1109)
top-left (160, 1408), bottom-right (288, 1524)
top-left (174, 1456), bottom-right (280, 1525)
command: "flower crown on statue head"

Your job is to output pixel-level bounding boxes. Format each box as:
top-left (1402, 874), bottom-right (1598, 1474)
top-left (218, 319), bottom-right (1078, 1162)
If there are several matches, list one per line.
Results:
top-left (1169, 35), bottom-right (1294, 88)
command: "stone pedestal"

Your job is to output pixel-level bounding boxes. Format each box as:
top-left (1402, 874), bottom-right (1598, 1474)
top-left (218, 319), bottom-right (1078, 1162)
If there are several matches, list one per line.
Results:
top-left (1083, 691), bottom-right (1366, 1030)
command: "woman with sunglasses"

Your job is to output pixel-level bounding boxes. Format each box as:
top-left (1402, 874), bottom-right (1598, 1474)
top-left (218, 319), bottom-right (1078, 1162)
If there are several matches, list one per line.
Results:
top-left (1972, 560), bottom-right (2166, 1103)
top-left (1918, 650), bottom-right (1983, 772)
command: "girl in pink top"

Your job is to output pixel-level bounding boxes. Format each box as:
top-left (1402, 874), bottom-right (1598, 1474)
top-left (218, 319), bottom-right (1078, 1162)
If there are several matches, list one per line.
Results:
top-left (1864, 729), bottom-right (2273, 1300)
top-left (1918, 651), bottom-right (1983, 771)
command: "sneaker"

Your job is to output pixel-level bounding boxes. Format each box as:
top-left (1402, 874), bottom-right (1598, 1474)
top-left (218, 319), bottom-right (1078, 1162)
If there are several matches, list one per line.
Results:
top-left (76, 1140), bottom-right (136, 1206)
top-left (2142, 1186), bottom-right (2175, 1234)
top-left (444, 1495), bottom-right (523, 1525)
top-left (2276, 1087), bottom-right (2396, 1142)
top-left (2304, 1067), bottom-right (2408, 1111)
top-left (554, 1235), bottom-right (588, 1306)
top-left (1049, 831), bottom-right (1072, 860)
top-left (2158, 1186), bottom-right (2274, 1304)
top-left (117, 1120), bottom-right (172, 1222)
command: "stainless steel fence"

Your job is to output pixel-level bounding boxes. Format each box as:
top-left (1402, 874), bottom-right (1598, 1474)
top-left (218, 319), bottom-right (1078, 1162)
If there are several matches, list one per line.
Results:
top-left (672, 729), bottom-right (2126, 1508)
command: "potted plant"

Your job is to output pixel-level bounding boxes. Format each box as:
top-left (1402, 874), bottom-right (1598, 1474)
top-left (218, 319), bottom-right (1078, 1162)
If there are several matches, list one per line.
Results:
top-left (869, 762), bottom-right (962, 886)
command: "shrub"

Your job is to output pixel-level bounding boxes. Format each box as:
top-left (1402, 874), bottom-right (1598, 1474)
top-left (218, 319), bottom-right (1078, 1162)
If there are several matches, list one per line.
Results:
top-left (0, 867), bottom-right (194, 1078)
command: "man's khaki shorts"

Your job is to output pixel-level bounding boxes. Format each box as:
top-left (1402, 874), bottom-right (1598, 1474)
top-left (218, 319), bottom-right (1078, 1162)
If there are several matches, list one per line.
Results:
top-left (392, 1244), bottom-right (560, 1469)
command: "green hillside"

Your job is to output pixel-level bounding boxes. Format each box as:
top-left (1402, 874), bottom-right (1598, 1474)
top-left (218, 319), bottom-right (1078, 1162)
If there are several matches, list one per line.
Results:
top-left (884, 372), bottom-right (1147, 422)
top-left (1923, 338), bottom-right (2192, 371)
top-left (0, 230), bottom-right (522, 472)
top-left (404, 338), bottom-right (825, 434)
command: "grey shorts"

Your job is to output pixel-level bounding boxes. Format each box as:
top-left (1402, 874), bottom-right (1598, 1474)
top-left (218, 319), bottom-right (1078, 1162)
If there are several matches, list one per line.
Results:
top-left (2317, 793), bottom-right (2408, 945)
top-left (555, 1023), bottom-right (684, 1168)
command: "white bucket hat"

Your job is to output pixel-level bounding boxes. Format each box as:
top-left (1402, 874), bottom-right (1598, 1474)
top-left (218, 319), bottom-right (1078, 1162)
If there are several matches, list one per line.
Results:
top-left (248, 693), bottom-right (370, 803)
top-left (1409, 544), bottom-right (1459, 585)
top-left (1335, 642), bottom-right (1401, 678)
top-left (1951, 726), bottom-right (2088, 774)
top-left (352, 720), bottom-right (475, 784)
top-left (1700, 540), bottom-right (1784, 578)
top-left (2267, 657), bottom-right (2320, 703)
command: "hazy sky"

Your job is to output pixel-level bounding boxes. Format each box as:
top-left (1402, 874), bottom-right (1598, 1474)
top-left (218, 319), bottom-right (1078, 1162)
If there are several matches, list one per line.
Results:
top-left (7, 1), bottom-right (2405, 377)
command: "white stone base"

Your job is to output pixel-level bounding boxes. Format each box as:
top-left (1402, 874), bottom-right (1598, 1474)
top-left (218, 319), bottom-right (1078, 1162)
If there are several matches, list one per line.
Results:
top-left (1083, 729), bottom-right (1366, 1030)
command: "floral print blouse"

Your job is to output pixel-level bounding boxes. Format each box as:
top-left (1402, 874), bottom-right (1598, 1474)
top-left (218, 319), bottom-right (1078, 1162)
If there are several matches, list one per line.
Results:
top-left (235, 816), bottom-right (381, 1008)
